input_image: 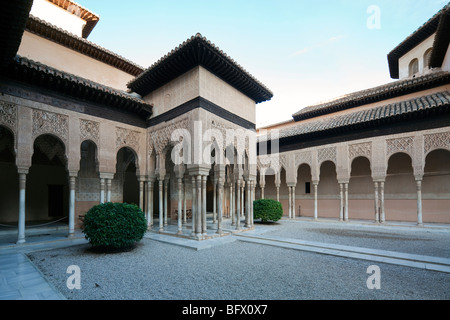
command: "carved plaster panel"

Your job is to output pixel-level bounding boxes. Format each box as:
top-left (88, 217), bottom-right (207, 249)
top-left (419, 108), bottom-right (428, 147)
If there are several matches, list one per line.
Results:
top-left (80, 119), bottom-right (100, 144)
top-left (32, 109), bottom-right (69, 143)
top-left (386, 136), bottom-right (414, 158)
top-left (116, 126), bottom-right (141, 153)
top-left (424, 131), bottom-right (450, 155)
top-left (0, 101), bottom-right (17, 133)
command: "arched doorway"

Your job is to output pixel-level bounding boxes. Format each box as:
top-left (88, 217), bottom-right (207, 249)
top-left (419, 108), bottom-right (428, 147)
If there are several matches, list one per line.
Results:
top-left (423, 149), bottom-right (450, 223)
top-left (385, 152), bottom-right (416, 222)
top-left (116, 147), bottom-right (139, 205)
top-left (348, 156), bottom-right (374, 220)
top-left (318, 161), bottom-right (339, 219)
top-left (28, 134), bottom-right (68, 225)
top-left (0, 126), bottom-right (18, 227)
top-left (296, 163), bottom-right (313, 218)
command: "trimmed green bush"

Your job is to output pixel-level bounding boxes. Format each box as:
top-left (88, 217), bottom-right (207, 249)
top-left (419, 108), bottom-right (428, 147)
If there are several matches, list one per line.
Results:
top-left (82, 202), bottom-right (147, 250)
top-left (253, 199), bottom-right (283, 223)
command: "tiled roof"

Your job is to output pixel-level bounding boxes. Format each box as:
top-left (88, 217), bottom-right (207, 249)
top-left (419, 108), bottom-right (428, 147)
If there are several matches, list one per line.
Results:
top-left (45, 0), bottom-right (100, 38)
top-left (2, 55), bottom-right (153, 120)
top-left (26, 15), bottom-right (144, 77)
top-left (128, 33), bottom-right (273, 104)
top-left (260, 90), bottom-right (450, 143)
top-left (292, 71), bottom-right (450, 121)
top-left (0, 0), bottom-right (33, 69)
top-left (387, 2), bottom-right (450, 79)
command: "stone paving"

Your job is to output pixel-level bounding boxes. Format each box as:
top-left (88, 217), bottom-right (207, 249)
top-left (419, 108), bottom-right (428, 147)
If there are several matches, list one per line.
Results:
top-left (1, 217), bottom-right (449, 300)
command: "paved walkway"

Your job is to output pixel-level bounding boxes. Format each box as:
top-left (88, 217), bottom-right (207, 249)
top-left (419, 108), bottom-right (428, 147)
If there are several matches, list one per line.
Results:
top-left (1, 218), bottom-right (449, 300)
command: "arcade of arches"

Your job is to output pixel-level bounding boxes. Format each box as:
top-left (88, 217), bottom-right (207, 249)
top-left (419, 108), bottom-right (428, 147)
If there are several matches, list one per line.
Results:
top-left (1, 99), bottom-right (449, 244)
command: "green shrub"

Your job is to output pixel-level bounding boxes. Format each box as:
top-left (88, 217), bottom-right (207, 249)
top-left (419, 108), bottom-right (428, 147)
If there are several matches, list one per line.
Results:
top-left (82, 202), bottom-right (147, 250)
top-left (253, 199), bottom-right (283, 223)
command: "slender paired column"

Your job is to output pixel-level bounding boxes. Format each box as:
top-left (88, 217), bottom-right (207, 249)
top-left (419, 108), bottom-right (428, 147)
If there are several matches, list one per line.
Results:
top-left (164, 178), bottom-right (168, 226)
top-left (139, 179), bottom-right (144, 211)
top-left (339, 183), bottom-right (344, 221)
top-left (191, 176), bottom-right (197, 237)
top-left (202, 175), bottom-right (207, 237)
top-left (416, 178), bottom-right (423, 226)
top-left (183, 180), bottom-right (187, 225)
top-left (146, 180), bottom-right (154, 228)
top-left (236, 180), bottom-right (241, 231)
top-left (213, 180), bottom-right (217, 223)
top-left (245, 180), bottom-right (251, 227)
top-left (230, 184), bottom-right (234, 225)
top-left (106, 179), bottom-right (112, 202)
top-left (374, 182), bottom-right (380, 223)
top-left (158, 179), bottom-right (164, 232)
top-left (196, 175), bottom-right (202, 239)
top-left (288, 186), bottom-right (292, 219)
top-left (344, 183), bottom-right (349, 221)
top-left (240, 181), bottom-right (244, 218)
top-left (17, 171), bottom-right (28, 244)
top-left (292, 186), bottom-right (296, 219)
top-left (313, 181), bottom-right (318, 220)
top-left (68, 175), bottom-right (76, 238)
top-left (260, 185), bottom-right (265, 200)
top-left (276, 184), bottom-right (280, 202)
top-left (250, 180), bottom-right (255, 226)
top-left (177, 178), bottom-right (183, 235)
top-left (216, 179), bottom-right (224, 235)
top-left (99, 178), bottom-right (105, 204)
top-left (380, 182), bottom-right (385, 223)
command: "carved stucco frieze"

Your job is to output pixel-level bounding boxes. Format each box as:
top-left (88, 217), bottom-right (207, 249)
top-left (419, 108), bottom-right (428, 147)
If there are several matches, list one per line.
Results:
top-left (0, 101), bottom-right (17, 134)
top-left (318, 146), bottom-right (336, 165)
top-left (424, 131), bottom-right (450, 155)
top-left (116, 126), bottom-right (141, 153)
top-left (149, 118), bottom-right (190, 155)
top-left (32, 109), bottom-right (69, 143)
top-left (348, 142), bottom-right (372, 161)
top-left (80, 119), bottom-right (100, 144)
top-left (386, 136), bottom-right (414, 158)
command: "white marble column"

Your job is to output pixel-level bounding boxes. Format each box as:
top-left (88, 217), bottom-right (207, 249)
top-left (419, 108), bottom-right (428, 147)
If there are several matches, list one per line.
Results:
top-left (276, 184), bottom-right (280, 202)
top-left (99, 178), bottom-right (105, 204)
top-left (260, 185), bottom-right (265, 200)
top-left (183, 179), bottom-right (187, 225)
top-left (230, 184), bottom-right (234, 225)
top-left (344, 183), bottom-right (349, 222)
top-left (202, 175), bottom-right (207, 237)
top-left (106, 179), bottom-right (112, 202)
top-left (288, 186), bottom-right (292, 219)
top-left (196, 175), bottom-right (202, 239)
top-left (292, 186), bottom-right (296, 219)
top-left (313, 181), bottom-right (318, 220)
top-left (17, 171), bottom-right (27, 244)
top-left (374, 182), bottom-right (380, 223)
top-left (380, 181), bottom-right (385, 224)
top-left (139, 179), bottom-right (144, 211)
top-left (339, 183), bottom-right (344, 221)
top-left (216, 179), bottom-right (224, 235)
top-left (177, 178), bottom-right (183, 235)
top-left (164, 178), bottom-right (168, 227)
top-left (213, 179), bottom-right (217, 223)
top-left (158, 179), bottom-right (164, 232)
top-left (416, 178), bottom-right (423, 226)
top-left (236, 180), bottom-right (241, 231)
top-left (147, 180), bottom-right (154, 228)
top-left (191, 176), bottom-right (197, 237)
top-left (68, 175), bottom-right (76, 238)
top-left (251, 180), bottom-right (255, 226)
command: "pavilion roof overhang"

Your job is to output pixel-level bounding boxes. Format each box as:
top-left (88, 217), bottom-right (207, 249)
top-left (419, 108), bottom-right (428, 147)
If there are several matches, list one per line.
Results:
top-left (127, 33), bottom-right (274, 104)
top-left (387, 3), bottom-right (450, 79)
top-left (0, 0), bottom-right (33, 70)
top-left (1, 55), bottom-right (153, 121)
top-left (25, 15), bottom-right (145, 77)
top-left (45, 0), bottom-right (100, 38)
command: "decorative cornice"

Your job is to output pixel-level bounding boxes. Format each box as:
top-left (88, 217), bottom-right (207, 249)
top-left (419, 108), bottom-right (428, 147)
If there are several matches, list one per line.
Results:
top-left (128, 33), bottom-right (273, 104)
top-left (25, 15), bottom-right (144, 77)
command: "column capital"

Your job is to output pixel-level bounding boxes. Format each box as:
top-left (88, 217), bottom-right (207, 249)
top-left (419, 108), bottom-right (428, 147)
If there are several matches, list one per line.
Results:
top-left (17, 167), bottom-right (29, 175)
top-left (99, 172), bottom-right (115, 180)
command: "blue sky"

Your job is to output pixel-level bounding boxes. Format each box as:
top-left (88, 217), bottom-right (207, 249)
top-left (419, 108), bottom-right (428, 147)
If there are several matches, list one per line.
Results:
top-left (80, 0), bottom-right (448, 127)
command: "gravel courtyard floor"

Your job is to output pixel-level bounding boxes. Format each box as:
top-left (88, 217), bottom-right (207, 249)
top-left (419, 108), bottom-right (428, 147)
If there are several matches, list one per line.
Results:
top-left (26, 219), bottom-right (450, 301)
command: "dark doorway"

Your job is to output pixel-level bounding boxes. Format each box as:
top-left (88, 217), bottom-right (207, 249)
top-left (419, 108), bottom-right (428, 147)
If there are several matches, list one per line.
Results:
top-left (48, 184), bottom-right (64, 217)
